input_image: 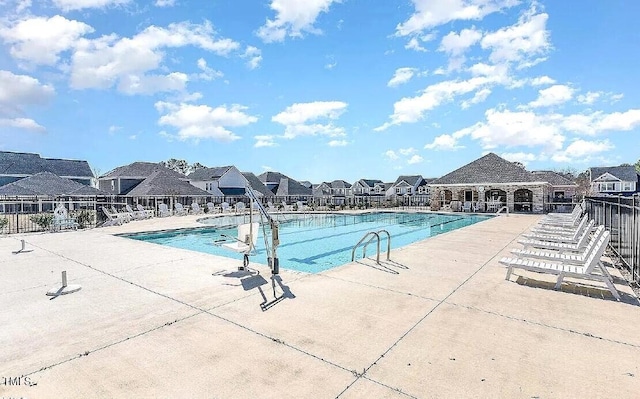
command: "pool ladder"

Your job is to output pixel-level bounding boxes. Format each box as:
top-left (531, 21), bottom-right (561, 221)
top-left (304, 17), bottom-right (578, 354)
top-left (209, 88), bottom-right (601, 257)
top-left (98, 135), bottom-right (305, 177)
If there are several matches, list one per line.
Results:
top-left (351, 230), bottom-right (391, 265)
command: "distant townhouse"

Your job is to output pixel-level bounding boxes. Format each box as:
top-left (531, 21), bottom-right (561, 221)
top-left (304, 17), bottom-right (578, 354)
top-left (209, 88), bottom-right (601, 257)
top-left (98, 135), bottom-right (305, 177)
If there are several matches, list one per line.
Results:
top-left (98, 162), bottom-right (210, 207)
top-left (589, 165), bottom-right (639, 196)
top-left (327, 180), bottom-right (352, 205)
top-left (351, 179), bottom-right (388, 205)
top-left (0, 151), bottom-right (94, 187)
top-left (258, 171), bottom-right (313, 203)
top-left (386, 175), bottom-right (427, 205)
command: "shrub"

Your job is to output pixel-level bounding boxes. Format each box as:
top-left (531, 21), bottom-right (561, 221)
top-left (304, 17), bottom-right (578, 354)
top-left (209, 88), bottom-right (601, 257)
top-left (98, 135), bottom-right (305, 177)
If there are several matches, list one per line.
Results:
top-left (76, 210), bottom-right (94, 228)
top-left (30, 214), bottom-right (54, 229)
top-left (0, 217), bottom-right (7, 230)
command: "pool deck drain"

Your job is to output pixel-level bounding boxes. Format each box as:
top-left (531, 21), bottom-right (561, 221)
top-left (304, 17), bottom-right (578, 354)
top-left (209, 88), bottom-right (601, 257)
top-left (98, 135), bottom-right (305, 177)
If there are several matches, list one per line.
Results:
top-left (1, 212), bottom-right (639, 398)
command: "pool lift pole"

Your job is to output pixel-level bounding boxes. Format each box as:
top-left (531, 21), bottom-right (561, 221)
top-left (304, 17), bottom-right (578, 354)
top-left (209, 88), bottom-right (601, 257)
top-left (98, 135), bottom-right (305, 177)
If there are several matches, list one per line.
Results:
top-left (245, 186), bottom-right (280, 276)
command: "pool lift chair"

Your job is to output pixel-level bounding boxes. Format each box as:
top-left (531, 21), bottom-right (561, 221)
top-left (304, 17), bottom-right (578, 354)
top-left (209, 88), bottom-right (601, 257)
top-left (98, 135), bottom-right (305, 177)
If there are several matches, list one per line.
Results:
top-left (218, 186), bottom-right (281, 276)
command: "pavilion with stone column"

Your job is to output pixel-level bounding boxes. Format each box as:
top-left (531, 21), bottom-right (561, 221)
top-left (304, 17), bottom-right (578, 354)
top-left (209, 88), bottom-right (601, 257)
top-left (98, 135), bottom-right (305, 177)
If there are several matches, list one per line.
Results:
top-left (429, 153), bottom-right (552, 213)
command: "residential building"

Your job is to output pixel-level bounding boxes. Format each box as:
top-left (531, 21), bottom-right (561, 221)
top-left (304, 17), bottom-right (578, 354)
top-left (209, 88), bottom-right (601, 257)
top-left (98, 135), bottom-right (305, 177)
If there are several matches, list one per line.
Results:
top-left (589, 165), bottom-right (640, 196)
top-left (258, 171), bottom-right (313, 203)
top-left (386, 175), bottom-right (427, 205)
top-left (0, 151), bottom-right (94, 187)
top-left (98, 162), bottom-right (187, 195)
top-left (187, 166), bottom-right (246, 197)
top-left (531, 171), bottom-right (578, 204)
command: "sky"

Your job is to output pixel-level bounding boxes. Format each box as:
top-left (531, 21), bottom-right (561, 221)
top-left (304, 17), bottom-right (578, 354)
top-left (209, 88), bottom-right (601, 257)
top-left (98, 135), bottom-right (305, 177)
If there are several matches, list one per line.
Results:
top-left (0, 0), bottom-right (639, 183)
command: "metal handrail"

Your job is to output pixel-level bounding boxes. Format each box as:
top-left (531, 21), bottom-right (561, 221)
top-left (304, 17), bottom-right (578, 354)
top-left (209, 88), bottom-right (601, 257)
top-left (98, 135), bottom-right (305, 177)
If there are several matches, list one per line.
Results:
top-left (377, 229), bottom-right (391, 261)
top-left (351, 231), bottom-right (380, 264)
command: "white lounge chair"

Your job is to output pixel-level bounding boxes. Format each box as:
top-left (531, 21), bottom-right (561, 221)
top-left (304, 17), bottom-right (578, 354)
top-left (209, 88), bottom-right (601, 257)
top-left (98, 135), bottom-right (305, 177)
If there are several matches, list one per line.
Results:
top-left (511, 225), bottom-right (606, 265)
top-left (220, 202), bottom-right (231, 213)
top-left (101, 206), bottom-right (125, 226)
top-left (522, 216), bottom-right (591, 243)
top-left (51, 205), bottom-right (79, 232)
top-left (501, 230), bottom-right (620, 301)
top-left (136, 204), bottom-right (154, 218)
top-left (267, 202), bottom-right (277, 213)
top-left (111, 206), bottom-right (132, 222)
top-left (281, 201), bottom-right (293, 211)
top-left (235, 202), bottom-right (246, 213)
top-left (518, 220), bottom-right (594, 253)
top-left (191, 202), bottom-right (203, 215)
top-left (530, 214), bottom-right (589, 234)
top-left (174, 203), bottom-right (188, 216)
top-left (540, 202), bottom-right (584, 227)
top-left (125, 204), bottom-right (147, 220)
top-left (206, 202), bottom-right (218, 213)
top-left (157, 203), bottom-right (171, 217)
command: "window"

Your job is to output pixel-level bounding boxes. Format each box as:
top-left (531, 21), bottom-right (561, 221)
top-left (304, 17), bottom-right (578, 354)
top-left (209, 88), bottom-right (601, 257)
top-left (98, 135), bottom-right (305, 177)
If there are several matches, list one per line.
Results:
top-left (622, 182), bottom-right (633, 191)
top-left (464, 190), bottom-right (473, 202)
top-left (396, 187), bottom-right (401, 194)
top-left (110, 180), bottom-right (115, 191)
top-left (554, 191), bottom-right (565, 199)
top-left (600, 182), bottom-right (617, 191)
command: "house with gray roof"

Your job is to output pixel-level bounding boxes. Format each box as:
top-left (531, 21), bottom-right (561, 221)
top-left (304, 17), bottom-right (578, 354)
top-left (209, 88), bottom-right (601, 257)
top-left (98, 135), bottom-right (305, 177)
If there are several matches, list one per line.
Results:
top-left (386, 175), bottom-right (429, 205)
top-left (258, 171), bottom-right (312, 203)
top-left (0, 151), bottom-right (94, 187)
top-left (589, 165), bottom-right (639, 196)
top-left (0, 172), bottom-right (105, 197)
top-left (187, 166), bottom-right (244, 196)
top-left (98, 162), bottom-right (187, 195)
top-left (429, 153), bottom-right (551, 213)
top-left (241, 172), bottom-right (274, 199)
top-left (352, 179), bottom-right (385, 204)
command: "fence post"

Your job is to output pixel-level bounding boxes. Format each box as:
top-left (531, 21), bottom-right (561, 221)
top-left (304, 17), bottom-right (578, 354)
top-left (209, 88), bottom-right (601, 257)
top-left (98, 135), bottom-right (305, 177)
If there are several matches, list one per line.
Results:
top-left (618, 195), bottom-right (622, 252)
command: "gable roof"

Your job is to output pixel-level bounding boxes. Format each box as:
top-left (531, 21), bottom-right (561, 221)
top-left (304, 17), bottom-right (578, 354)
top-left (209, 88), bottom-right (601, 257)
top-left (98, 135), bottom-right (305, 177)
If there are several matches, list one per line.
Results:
top-left (126, 169), bottom-right (210, 196)
top-left (393, 175), bottom-right (424, 186)
top-left (187, 166), bottom-right (233, 181)
top-left (531, 171), bottom-right (577, 186)
top-left (432, 153), bottom-right (537, 185)
top-left (0, 172), bottom-right (104, 196)
top-left (275, 177), bottom-right (313, 196)
top-left (0, 151), bottom-right (93, 178)
top-left (590, 166), bottom-right (639, 182)
top-left (330, 180), bottom-right (352, 189)
top-left (101, 162), bottom-right (184, 179)
top-left (242, 172), bottom-right (273, 197)
top-left (356, 179), bottom-right (384, 188)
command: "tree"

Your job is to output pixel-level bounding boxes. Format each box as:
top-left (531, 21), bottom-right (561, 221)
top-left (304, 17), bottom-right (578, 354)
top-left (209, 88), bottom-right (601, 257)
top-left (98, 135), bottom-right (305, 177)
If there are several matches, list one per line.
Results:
top-left (574, 169), bottom-right (591, 199)
top-left (161, 159), bottom-right (190, 175)
top-left (635, 159), bottom-right (640, 174)
top-left (190, 162), bottom-right (206, 173)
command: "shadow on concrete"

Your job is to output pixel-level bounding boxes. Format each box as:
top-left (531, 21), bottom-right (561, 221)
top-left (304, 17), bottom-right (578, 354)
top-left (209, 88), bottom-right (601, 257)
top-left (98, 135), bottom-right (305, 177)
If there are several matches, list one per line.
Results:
top-left (514, 275), bottom-right (640, 306)
top-left (259, 275), bottom-right (295, 311)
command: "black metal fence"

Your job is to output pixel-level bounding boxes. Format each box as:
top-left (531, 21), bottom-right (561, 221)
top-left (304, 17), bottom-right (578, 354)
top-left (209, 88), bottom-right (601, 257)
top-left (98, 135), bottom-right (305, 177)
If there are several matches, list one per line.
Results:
top-left (585, 195), bottom-right (639, 285)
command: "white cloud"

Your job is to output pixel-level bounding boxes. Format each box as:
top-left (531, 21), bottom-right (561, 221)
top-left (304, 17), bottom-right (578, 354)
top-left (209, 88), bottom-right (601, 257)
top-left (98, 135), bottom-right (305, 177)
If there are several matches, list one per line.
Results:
top-left (0, 117), bottom-right (45, 131)
top-left (328, 139), bottom-right (348, 147)
top-left (272, 101), bottom-right (346, 125)
top-left (399, 147), bottom-right (417, 156)
top-left (404, 33), bottom-right (436, 52)
top-left (155, 101), bottom-right (257, 141)
top-left (257, 0), bottom-right (341, 43)
top-left (552, 139), bottom-right (614, 163)
top-left (527, 84), bottom-right (574, 108)
top-left (154, 0), bottom-right (175, 6)
top-left (529, 75), bottom-right (556, 86)
top-left (610, 93), bottom-right (624, 103)
top-left (242, 46), bottom-right (262, 69)
top-left (576, 91), bottom-right (601, 105)
top-left (70, 21), bottom-right (239, 94)
top-left (52, 0), bottom-right (130, 11)
top-left (461, 87), bottom-right (491, 109)
top-left (424, 134), bottom-right (464, 150)
top-left (272, 101), bottom-right (348, 139)
top-left (388, 67), bottom-right (418, 87)
top-left (108, 125), bottom-right (122, 134)
top-left (0, 15), bottom-right (93, 66)
top-left (0, 70), bottom-right (54, 130)
top-left (480, 7), bottom-right (550, 68)
top-left (384, 150), bottom-right (399, 161)
top-left (376, 75), bottom-right (501, 130)
top-left (439, 27), bottom-right (482, 56)
top-left (396, 0), bottom-right (518, 36)
top-left (453, 108), bottom-right (566, 153)
top-left (254, 135), bottom-right (277, 148)
top-left (407, 154), bottom-right (424, 164)
top-left (196, 58), bottom-right (223, 81)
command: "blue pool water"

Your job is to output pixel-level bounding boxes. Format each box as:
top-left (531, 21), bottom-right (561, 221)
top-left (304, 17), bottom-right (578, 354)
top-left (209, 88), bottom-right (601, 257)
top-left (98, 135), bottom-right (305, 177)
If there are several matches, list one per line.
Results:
top-left (120, 212), bottom-right (491, 273)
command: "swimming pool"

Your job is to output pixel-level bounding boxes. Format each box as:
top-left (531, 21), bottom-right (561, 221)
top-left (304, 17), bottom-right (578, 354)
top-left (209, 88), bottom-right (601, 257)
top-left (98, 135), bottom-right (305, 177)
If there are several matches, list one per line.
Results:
top-left (120, 212), bottom-right (492, 273)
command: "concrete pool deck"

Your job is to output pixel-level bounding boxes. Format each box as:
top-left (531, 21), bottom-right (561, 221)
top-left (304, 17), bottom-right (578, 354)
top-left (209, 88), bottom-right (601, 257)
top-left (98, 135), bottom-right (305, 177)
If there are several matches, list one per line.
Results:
top-left (1, 212), bottom-right (639, 398)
